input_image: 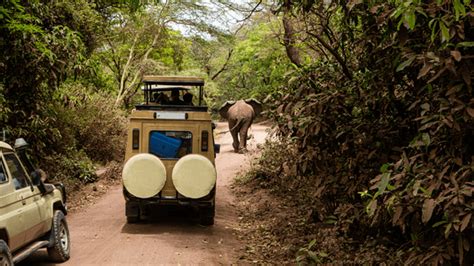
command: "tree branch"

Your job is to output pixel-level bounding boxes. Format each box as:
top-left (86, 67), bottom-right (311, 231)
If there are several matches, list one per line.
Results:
top-left (115, 33), bottom-right (138, 106)
top-left (281, 0), bottom-right (303, 68)
top-left (306, 31), bottom-right (353, 80)
top-left (211, 48), bottom-right (233, 80)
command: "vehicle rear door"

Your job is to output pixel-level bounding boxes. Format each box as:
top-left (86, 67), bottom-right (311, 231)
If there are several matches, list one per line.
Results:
top-left (144, 122), bottom-right (198, 198)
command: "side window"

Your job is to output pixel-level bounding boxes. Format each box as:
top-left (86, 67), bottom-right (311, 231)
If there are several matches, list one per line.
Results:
top-left (4, 154), bottom-right (29, 190)
top-left (149, 131), bottom-right (192, 159)
top-left (0, 161), bottom-right (7, 184)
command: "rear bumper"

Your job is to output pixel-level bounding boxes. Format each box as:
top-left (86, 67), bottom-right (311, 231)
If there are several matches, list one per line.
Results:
top-left (123, 187), bottom-right (215, 207)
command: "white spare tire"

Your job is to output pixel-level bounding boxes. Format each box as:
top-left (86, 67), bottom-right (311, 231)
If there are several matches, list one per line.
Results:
top-left (172, 154), bottom-right (217, 199)
top-left (122, 153), bottom-right (166, 199)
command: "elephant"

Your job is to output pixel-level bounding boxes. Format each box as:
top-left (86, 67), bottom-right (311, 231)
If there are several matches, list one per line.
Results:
top-left (219, 99), bottom-right (262, 153)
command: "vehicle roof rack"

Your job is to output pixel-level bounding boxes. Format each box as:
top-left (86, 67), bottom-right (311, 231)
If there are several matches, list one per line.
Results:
top-left (142, 76), bottom-right (205, 86)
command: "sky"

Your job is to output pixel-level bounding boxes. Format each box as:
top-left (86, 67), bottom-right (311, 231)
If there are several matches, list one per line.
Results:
top-left (168, 0), bottom-right (258, 38)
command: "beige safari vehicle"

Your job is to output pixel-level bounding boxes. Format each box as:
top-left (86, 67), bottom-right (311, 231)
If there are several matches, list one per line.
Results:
top-left (0, 138), bottom-right (69, 265)
top-left (122, 76), bottom-right (219, 225)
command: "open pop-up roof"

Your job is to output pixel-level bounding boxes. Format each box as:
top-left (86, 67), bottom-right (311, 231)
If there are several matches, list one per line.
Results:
top-left (139, 76), bottom-right (206, 111)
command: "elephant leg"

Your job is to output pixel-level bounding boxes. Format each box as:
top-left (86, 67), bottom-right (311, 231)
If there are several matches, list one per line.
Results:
top-left (239, 120), bottom-right (252, 153)
top-left (228, 120), bottom-right (240, 152)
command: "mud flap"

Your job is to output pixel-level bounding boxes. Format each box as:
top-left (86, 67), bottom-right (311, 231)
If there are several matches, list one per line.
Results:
top-left (125, 201), bottom-right (140, 218)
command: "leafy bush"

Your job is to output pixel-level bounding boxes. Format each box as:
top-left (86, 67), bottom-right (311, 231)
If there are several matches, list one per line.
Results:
top-left (34, 83), bottom-right (126, 186)
top-left (248, 0), bottom-right (473, 264)
top-left (58, 83), bottom-right (127, 163)
top-left (42, 150), bottom-right (97, 188)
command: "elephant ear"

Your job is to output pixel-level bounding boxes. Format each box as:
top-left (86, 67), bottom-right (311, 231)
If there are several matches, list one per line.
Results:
top-left (219, 101), bottom-right (236, 119)
top-left (245, 98), bottom-right (262, 117)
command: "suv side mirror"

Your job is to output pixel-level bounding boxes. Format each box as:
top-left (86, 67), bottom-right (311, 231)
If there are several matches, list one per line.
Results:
top-left (14, 138), bottom-right (29, 150)
top-left (31, 169), bottom-right (49, 194)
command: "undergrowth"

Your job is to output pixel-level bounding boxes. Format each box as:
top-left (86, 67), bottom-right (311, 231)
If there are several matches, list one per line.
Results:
top-left (5, 83), bottom-right (127, 190)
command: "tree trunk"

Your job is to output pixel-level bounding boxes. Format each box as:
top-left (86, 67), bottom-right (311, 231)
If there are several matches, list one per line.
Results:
top-left (282, 2), bottom-right (303, 68)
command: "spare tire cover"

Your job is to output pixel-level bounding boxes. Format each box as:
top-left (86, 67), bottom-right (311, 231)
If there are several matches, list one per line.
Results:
top-left (122, 153), bottom-right (166, 199)
top-left (172, 154), bottom-right (217, 199)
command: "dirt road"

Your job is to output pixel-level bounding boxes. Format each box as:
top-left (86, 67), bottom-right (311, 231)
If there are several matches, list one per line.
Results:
top-left (22, 122), bottom-right (268, 265)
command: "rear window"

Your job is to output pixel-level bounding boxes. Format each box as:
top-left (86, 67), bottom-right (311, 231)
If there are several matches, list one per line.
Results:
top-left (149, 131), bottom-right (192, 159)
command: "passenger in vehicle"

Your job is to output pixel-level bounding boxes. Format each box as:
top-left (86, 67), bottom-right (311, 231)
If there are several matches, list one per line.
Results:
top-left (153, 92), bottom-right (169, 104)
top-left (168, 89), bottom-right (185, 105)
top-left (183, 92), bottom-right (194, 106)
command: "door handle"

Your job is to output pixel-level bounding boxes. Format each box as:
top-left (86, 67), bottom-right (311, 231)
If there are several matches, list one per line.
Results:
top-left (18, 194), bottom-right (26, 205)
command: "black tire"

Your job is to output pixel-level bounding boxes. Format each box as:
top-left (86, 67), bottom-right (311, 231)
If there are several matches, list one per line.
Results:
top-left (47, 210), bottom-right (70, 262)
top-left (199, 205), bottom-right (215, 226)
top-left (0, 240), bottom-right (13, 266)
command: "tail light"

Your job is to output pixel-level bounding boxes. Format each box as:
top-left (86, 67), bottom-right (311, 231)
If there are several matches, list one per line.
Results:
top-left (132, 129), bottom-right (139, 150)
top-left (201, 131), bottom-right (208, 151)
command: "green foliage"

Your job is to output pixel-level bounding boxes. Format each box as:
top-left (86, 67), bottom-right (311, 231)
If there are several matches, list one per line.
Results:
top-left (210, 15), bottom-right (291, 107)
top-left (296, 240), bottom-right (330, 265)
top-left (53, 83), bottom-right (127, 164)
top-left (9, 82), bottom-right (127, 188)
top-left (43, 150), bottom-right (97, 186)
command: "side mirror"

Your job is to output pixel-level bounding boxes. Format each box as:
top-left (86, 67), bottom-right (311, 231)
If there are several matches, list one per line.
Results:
top-left (31, 169), bottom-right (49, 194)
top-left (14, 138), bottom-right (29, 150)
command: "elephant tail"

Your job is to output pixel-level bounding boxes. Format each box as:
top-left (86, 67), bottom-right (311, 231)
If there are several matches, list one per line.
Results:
top-left (230, 118), bottom-right (244, 132)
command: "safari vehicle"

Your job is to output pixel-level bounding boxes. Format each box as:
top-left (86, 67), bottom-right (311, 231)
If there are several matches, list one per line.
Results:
top-left (122, 76), bottom-right (219, 225)
top-left (0, 138), bottom-right (69, 265)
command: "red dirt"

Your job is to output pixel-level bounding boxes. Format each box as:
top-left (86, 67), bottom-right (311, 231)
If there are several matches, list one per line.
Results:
top-left (21, 122), bottom-right (269, 265)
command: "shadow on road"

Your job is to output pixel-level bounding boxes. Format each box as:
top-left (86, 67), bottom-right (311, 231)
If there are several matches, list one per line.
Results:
top-left (121, 205), bottom-right (217, 236)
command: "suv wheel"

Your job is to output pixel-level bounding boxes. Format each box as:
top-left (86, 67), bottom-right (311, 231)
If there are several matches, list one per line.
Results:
top-left (199, 205), bottom-right (215, 226)
top-left (48, 210), bottom-right (71, 262)
top-left (0, 240), bottom-right (12, 266)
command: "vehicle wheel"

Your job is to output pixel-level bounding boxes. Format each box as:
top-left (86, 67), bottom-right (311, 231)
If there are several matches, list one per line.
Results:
top-left (0, 240), bottom-right (13, 266)
top-left (199, 205), bottom-right (215, 226)
top-left (47, 210), bottom-right (70, 262)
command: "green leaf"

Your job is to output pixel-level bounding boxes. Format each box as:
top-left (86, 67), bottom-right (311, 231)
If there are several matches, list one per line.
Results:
top-left (422, 133), bottom-right (431, 146)
top-left (380, 163), bottom-right (390, 173)
top-left (440, 21), bottom-right (450, 43)
top-left (404, 11), bottom-right (416, 29)
top-left (453, 0), bottom-right (466, 21)
top-left (457, 42), bottom-right (474, 48)
top-left (376, 172), bottom-right (390, 197)
top-left (445, 222), bottom-right (452, 238)
top-left (396, 57), bottom-right (415, 72)
top-left (430, 20), bottom-right (438, 42)
top-left (433, 220), bottom-right (448, 228)
top-left (391, 7), bottom-right (404, 19)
